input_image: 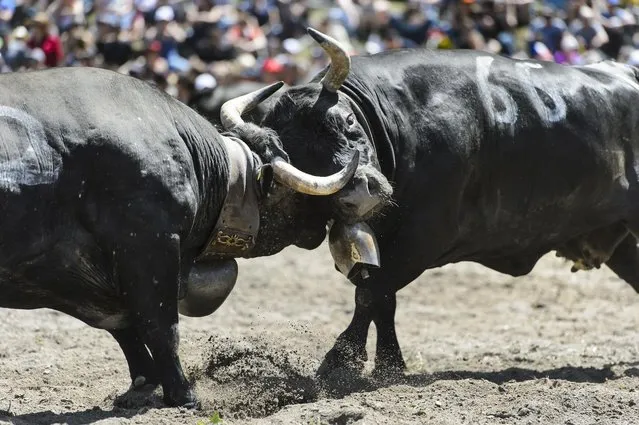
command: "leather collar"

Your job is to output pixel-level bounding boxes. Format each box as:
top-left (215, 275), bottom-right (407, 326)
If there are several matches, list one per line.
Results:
top-left (197, 136), bottom-right (262, 261)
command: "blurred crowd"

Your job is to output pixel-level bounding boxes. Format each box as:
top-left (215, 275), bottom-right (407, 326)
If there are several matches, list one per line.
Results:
top-left (0, 0), bottom-right (638, 106)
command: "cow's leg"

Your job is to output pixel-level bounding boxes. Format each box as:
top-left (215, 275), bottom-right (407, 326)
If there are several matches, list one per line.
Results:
top-left (119, 233), bottom-right (197, 408)
top-left (605, 233), bottom-right (639, 292)
top-left (317, 285), bottom-right (406, 380)
top-left (109, 328), bottom-right (158, 389)
top-left (316, 286), bottom-right (374, 379)
top-left (371, 291), bottom-right (405, 378)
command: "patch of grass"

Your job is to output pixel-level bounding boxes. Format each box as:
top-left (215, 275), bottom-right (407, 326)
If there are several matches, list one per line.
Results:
top-left (196, 411), bottom-right (223, 425)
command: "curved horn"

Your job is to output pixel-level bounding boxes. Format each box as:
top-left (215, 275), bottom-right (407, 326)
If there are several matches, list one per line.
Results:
top-left (220, 81), bottom-right (284, 130)
top-left (272, 150), bottom-right (359, 196)
top-left (307, 27), bottom-right (351, 92)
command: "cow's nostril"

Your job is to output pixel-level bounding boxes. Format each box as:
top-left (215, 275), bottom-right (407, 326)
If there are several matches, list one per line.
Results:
top-left (366, 177), bottom-right (379, 195)
top-left (342, 201), bottom-right (358, 210)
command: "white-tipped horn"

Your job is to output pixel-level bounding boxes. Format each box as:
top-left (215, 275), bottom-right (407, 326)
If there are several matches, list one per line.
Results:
top-left (272, 151), bottom-right (359, 196)
top-left (220, 81), bottom-right (284, 130)
top-left (307, 27), bottom-right (351, 92)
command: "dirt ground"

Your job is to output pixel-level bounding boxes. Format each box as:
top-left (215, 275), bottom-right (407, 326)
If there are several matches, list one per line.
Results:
top-left (2, 242), bottom-right (639, 425)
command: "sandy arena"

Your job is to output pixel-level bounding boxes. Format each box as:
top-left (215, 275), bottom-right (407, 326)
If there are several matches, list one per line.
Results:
top-left (1, 242), bottom-right (639, 425)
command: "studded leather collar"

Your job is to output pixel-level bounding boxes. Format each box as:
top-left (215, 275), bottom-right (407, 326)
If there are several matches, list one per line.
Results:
top-left (197, 136), bottom-right (261, 261)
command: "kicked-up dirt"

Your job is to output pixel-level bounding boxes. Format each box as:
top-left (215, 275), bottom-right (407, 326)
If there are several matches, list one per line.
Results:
top-left (1, 243), bottom-right (639, 424)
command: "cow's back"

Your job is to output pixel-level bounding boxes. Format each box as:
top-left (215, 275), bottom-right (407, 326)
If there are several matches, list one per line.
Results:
top-left (0, 68), bottom-right (217, 268)
top-left (346, 49), bottom-right (639, 272)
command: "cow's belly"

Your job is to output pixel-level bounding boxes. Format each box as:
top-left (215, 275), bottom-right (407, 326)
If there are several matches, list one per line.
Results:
top-left (0, 269), bottom-right (129, 329)
top-left (456, 193), bottom-right (629, 260)
top-left (0, 224), bottom-right (127, 329)
top-left (0, 274), bottom-right (129, 330)
top-left (370, 169), bottom-right (633, 287)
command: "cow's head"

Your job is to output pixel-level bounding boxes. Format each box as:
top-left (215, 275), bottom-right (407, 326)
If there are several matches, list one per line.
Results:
top-left (218, 81), bottom-right (362, 256)
top-left (220, 31), bottom-right (391, 277)
top-left (223, 28), bottom-right (393, 228)
top-left (264, 29), bottom-right (393, 223)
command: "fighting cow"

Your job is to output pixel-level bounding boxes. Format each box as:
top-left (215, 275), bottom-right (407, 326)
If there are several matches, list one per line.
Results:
top-left (238, 27), bottom-right (639, 379)
top-left (189, 80), bottom-right (282, 127)
top-left (0, 67), bottom-right (364, 407)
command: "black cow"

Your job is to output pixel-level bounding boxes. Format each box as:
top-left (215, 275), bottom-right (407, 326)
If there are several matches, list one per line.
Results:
top-left (0, 67), bottom-right (363, 407)
top-left (189, 80), bottom-right (282, 127)
top-left (240, 28), bottom-right (639, 379)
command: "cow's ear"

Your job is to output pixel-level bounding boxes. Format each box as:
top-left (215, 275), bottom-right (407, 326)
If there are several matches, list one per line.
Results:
top-left (256, 164), bottom-right (274, 198)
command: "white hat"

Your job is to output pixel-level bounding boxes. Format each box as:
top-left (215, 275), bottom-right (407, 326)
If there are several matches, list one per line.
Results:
top-left (579, 5), bottom-right (594, 19)
top-left (12, 26), bottom-right (28, 40)
top-left (154, 5), bottom-right (174, 22)
top-left (561, 33), bottom-right (579, 51)
top-left (136, 0), bottom-right (157, 13)
top-left (194, 73), bottom-right (217, 92)
top-left (282, 38), bottom-right (302, 55)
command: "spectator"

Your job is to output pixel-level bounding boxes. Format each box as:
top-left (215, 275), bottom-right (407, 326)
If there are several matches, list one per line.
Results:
top-left (5, 25), bottom-right (29, 69)
top-left (26, 12), bottom-right (63, 67)
top-left (0, 0), bottom-right (636, 107)
top-left (538, 6), bottom-right (565, 53)
top-left (574, 5), bottom-right (608, 49)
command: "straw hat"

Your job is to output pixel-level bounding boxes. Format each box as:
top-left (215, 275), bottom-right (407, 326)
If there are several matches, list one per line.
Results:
top-left (29, 12), bottom-right (50, 26)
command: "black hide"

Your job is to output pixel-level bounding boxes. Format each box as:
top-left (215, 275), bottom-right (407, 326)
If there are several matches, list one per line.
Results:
top-left (257, 48), bottom-right (639, 377)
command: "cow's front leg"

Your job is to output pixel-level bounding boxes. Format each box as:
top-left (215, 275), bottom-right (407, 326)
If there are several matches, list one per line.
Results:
top-left (371, 291), bottom-right (406, 379)
top-left (110, 328), bottom-right (158, 389)
top-left (120, 233), bottom-right (197, 408)
top-left (317, 286), bottom-right (373, 380)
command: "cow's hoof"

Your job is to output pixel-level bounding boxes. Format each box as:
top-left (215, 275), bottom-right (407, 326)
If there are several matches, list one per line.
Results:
top-left (371, 355), bottom-right (406, 383)
top-left (163, 389), bottom-right (200, 409)
top-left (371, 364), bottom-right (406, 383)
top-left (316, 346), bottom-right (366, 382)
top-left (113, 385), bottom-right (162, 409)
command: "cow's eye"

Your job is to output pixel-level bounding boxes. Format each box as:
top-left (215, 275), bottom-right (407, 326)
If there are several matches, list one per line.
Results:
top-left (346, 114), bottom-right (356, 126)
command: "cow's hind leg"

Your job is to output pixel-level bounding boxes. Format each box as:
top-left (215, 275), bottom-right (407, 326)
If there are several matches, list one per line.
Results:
top-left (110, 328), bottom-right (158, 389)
top-left (118, 233), bottom-right (197, 408)
top-left (605, 233), bottom-right (639, 292)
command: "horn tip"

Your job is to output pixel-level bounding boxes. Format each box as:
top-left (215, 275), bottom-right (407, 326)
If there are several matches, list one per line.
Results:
top-left (258, 81), bottom-right (284, 102)
top-left (307, 27), bottom-right (324, 43)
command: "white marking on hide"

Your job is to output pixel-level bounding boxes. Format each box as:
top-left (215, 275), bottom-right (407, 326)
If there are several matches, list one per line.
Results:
top-left (475, 56), bottom-right (518, 126)
top-left (0, 106), bottom-right (61, 191)
top-left (475, 57), bottom-right (567, 128)
top-left (515, 62), bottom-right (567, 125)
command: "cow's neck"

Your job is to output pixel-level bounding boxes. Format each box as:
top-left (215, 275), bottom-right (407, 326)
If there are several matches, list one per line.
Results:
top-left (338, 83), bottom-right (397, 183)
top-left (197, 136), bottom-right (261, 261)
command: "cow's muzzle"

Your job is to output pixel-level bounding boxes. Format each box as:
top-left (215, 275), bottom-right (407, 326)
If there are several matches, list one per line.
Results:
top-left (328, 221), bottom-right (380, 280)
